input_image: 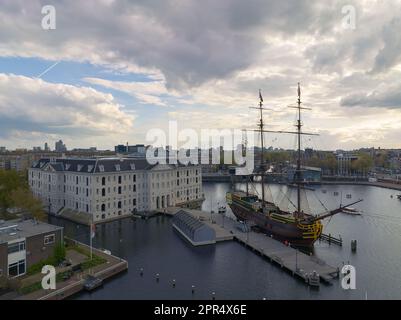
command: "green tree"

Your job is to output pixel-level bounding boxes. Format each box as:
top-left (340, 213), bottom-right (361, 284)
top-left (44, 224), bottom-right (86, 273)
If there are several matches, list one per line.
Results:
top-left (9, 187), bottom-right (46, 221)
top-left (54, 242), bottom-right (66, 264)
top-left (352, 153), bottom-right (373, 175)
top-left (0, 169), bottom-right (23, 209)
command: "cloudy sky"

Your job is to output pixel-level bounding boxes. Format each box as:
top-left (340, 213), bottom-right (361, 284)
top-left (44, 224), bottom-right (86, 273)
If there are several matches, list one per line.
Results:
top-left (0, 0), bottom-right (401, 151)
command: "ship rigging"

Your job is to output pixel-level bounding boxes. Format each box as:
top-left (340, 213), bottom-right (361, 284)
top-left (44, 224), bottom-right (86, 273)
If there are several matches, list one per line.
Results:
top-left (226, 83), bottom-right (362, 247)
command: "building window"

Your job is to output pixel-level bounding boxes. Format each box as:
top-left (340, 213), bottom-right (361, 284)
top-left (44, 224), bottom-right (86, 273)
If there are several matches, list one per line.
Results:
top-left (102, 177), bottom-right (106, 185)
top-left (44, 234), bottom-right (55, 245)
top-left (118, 176), bottom-right (122, 184)
top-left (118, 201), bottom-right (122, 209)
top-left (133, 185), bottom-right (136, 192)
top-left (8, 259), bottom-right (25, 278)
top-left (101, 204), bottom-right (106, 212)
top-left (133, 174), bottom-right (136, 182)
top-left (133, 199), bottom-right (136, 206)
top-left (7, 240), bottom-right (25, 254)
top-left (102, 188), bottom-right (106, 197)
top-left (118, 186), bottom-right (122, 194)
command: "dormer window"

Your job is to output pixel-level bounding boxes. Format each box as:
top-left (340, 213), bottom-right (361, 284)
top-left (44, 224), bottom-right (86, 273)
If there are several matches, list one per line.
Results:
top-left (130, 163), bottom-right (135, 170)
top-left (99, 165), bottom-right (105, 172)
top-left (65, 164), bottom-right (71, 170)
top-left (77, 164), bottom-right (83, 171)
top-left (115, 164), bottom-right (121, 171)
top-left (88, 165), bottom-right (94, 172)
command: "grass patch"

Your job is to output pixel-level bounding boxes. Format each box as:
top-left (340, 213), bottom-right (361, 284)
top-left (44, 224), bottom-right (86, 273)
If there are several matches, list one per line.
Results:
top-left (68, 244), bottom-right (107, 270)
top-left (18, 244), bottom-right (107, 295)
top-left (18, 281), bottom-right (42, 295)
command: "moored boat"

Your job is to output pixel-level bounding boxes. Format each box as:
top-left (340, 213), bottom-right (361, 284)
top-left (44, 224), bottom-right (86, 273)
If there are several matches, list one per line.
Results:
top-left (226, 84), bottom-right (362, 247)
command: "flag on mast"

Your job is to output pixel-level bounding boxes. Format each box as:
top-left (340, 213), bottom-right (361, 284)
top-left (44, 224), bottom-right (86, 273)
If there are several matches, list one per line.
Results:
top-left (91, 223), bottom-right (96, 239)
top-left (259, 89), bottom-right (263, 102)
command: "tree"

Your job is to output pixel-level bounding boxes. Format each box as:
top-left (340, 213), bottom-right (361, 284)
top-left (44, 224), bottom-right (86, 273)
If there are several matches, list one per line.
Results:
top-left (352, 153), bottom-right (373, 175)
top-left (9, 187), bottom-right (46, 221)
top-left (0, 169), bottom-right (24, 209)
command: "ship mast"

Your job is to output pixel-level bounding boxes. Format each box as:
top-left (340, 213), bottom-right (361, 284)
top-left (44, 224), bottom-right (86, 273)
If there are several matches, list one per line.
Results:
top-left (258, 90), bottom-right (266, 208)
top-left (296, 83), bottom-right (302, 214)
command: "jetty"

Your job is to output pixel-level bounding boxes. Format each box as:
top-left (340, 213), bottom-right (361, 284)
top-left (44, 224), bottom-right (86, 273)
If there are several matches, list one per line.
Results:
top-left (164, 207), bottom-right (339, 286)
top-left (15, 240), bottom-right (128, 300)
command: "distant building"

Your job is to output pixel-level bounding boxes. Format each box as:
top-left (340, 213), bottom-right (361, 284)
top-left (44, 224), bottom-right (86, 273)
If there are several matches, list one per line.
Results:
top-left (0, 147), bottom-right (6, 153)
top-left (44, 142), bottom-right (50, 152)
top-left (0, 155), bottom-right (32, 172)
top-left (0, 219), bottom-right (63, 280)
top-left (286, 165), bottom-right (322, 183)
top-left (32, 147), bottom-right (42, 152)
top-left (29, 157), bottom-right (203, 223)
top-left (115, 144), bottom-right (147, 157)
top-left (114, 144), bottom-right (127, 153)
top-left (335, 152), bottom-right (358, 176)
top-left (55, 140), bottom-right (67, 152)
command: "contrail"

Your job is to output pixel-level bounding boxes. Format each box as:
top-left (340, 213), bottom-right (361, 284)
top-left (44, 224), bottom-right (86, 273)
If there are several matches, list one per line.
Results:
top-left (36, 61), bottom-right (60, 78)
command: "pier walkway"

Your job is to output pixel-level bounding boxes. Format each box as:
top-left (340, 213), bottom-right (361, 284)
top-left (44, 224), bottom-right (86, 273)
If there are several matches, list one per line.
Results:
top-left (164, 207), bottom-right (339, 285)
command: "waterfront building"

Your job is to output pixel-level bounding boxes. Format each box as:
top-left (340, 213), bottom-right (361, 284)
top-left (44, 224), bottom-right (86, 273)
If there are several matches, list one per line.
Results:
top-left (172, 210), bottom-right (216, 246)
top-left (335, 152), bottom-right (358, 176)
top-left (0, 219), bottom-right (63, 280)
top-left (286, 165), bottom-right (322, 183)
top-left (28, 157), bottom-right (203, 223)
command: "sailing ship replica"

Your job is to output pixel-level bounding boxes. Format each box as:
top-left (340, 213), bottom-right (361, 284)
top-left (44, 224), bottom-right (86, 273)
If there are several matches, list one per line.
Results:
top-left (226, 83), bottom-right (362, 247)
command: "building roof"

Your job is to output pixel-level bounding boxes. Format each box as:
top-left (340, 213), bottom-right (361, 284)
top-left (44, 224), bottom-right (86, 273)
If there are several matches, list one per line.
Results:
top-left (31, 157), bottom-right (199, 173)
top-left (173, 210), bottom-right (207, 232)
top-left (0, 219), bottom-right (63, 244)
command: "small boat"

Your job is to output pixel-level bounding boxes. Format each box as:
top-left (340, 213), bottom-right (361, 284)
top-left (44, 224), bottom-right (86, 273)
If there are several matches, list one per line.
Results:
top-left (100, 248), bottom-right (112, 255)
top-left (341, 207), bottom-right (361, 216)
top-left (84, 275), bottom-right (103, 292)
top-left (218, 206), bottom-right (226, 214)
top-left (397, 195), bottom-right (401, 200)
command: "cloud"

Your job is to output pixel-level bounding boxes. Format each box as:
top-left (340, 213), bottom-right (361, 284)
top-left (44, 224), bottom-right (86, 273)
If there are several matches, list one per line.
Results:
top-left (83, 77), bottom-right (172, 106)
top-left (0, 0), bottom-right (340, 90)
top-left (1, 1), bottom-right (401, 149)
top-left (0, 73), bottom-right (134, 146)
top-left (341, 83), bottom-right (401, 109)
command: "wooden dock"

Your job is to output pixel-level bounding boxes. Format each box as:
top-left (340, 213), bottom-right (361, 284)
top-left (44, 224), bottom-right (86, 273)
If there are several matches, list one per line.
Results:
top-left (164, 207), bottom-right (339, 286)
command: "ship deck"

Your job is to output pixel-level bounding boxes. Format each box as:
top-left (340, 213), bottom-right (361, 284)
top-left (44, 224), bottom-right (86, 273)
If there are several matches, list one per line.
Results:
top-left (164, 207), bottom-right (339, 286)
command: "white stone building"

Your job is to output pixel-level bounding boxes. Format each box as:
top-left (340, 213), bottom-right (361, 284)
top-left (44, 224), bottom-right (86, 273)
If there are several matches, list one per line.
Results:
top-left (28, 157), bottom-right (203, 223)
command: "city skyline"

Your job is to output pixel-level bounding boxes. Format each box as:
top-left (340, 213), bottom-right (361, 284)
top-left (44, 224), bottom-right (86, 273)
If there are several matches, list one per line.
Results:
top-left (1, 1), bottom-right (401, 151)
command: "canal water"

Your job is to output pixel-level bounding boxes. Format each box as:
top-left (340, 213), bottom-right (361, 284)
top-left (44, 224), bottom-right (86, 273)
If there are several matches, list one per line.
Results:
top-left (51, 182), bottom-right (401, 300)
